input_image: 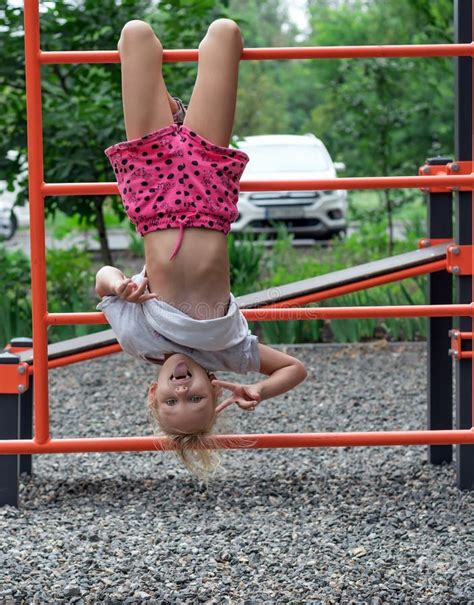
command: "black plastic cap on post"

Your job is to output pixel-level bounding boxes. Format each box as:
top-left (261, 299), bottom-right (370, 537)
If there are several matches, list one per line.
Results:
top-left (0, 351), bottom-right (20, 365)
top-left (427, 156), bottom-right (452, 166)
top-left (9, 338), bottom-right (33, 349)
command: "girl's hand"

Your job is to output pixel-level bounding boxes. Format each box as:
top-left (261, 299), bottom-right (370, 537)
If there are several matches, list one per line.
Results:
top-left (212, 379), bottom-right (263, 413)
top-left (112, 277), bottom-right (157, 304)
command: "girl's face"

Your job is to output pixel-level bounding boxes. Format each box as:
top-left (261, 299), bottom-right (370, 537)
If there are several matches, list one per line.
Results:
top-left (150, 353), bottom-right (218, 434)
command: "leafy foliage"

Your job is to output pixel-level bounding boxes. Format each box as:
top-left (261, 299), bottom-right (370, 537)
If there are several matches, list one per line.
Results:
top-left (0, 246), bottom-right (32, 346)
top-left (227, 231), bottom-right (266, 296)
top-left (249, 218), bottom-right (429, 344)
top-left (0, 0), bottom-right (227, 263)
top-left (0, 244), bottom-right (102, 345)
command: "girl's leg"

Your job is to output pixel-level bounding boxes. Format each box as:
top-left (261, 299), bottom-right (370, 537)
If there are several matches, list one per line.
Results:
top-left (183, 19), bottom-right (244, 148)
top-left (117, 20), bottom-right (177, 140)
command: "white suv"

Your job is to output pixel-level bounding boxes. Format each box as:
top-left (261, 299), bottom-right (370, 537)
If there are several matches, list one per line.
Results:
top-left (0, 151), bottom-right (29, 240)
top-left (233, 133), bottom-right (347, 239)
top-left (0, 180), bottom-right (29, 240)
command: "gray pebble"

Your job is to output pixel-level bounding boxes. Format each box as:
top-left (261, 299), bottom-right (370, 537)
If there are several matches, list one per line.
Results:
top-left (1, 343), bottom-right (473, 603)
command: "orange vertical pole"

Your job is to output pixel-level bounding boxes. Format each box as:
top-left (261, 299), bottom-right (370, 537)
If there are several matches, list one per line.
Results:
top-left (23, 0), bottom-right (50, 444)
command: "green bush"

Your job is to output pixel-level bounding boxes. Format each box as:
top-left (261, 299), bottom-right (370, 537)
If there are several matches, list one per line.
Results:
top-left (0, 245), bottom-right (102, 347)
top-left (0, 246), bottom-right (32, 346)
top-left (228, 231), bottom-right (266, 296)
top-left (46, 204), bottom-right (126, 240)
top-left (46, 247), bottom-right (104, 341)
top-left (128, 231), bottom-right (144, 256)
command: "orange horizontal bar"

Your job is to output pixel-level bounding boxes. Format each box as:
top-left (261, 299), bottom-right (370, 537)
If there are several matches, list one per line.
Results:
top-left (27, 343), bottom-right (122, 375)
top-left (48, 313), bottom-right (108, 325)
top-left (262, 260), bottom-right (447, 308)
top-left (47, 304), bottom-right (473, 326)
top-left (244, 305), bottom-right (473, 320)
top-left (42, 174), bottom-right (474, 197)
top-left (39, 44), bottom-right (474, 64)
top-left (1, 430), bottom-right (474, 454)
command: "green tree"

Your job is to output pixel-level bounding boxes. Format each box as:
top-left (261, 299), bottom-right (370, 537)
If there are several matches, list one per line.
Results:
top-left (229, 0), bottom-right (302, 135)
top-left (0, 0), bottom-right (230, 264)
top-left (301, 0), bottom-right (453, 252)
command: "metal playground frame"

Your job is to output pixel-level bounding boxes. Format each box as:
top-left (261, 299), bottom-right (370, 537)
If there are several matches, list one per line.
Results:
top-left (1, 0), bottom-right (474, 506)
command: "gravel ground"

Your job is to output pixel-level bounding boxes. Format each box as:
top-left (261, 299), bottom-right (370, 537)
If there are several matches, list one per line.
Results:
top-left (1, 341), bottom-right (474, 604)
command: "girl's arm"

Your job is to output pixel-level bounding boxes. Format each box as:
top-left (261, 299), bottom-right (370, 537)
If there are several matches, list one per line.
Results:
top-left (95, 265), bottom-right (156, 303)
top-left (255, 342), bottom-right (307, 401)
top-left (213, 343), bottom-right (307, 412)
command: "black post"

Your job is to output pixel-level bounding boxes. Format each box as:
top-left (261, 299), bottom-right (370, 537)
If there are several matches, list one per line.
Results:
top-left (0, 351), bottom-right (20, 507)
top-left (10, 338), bottom-right (34, 476)
top-left (426, 157), bottom-right (453, 464)
top-left (454, 0), bottom-right (474, 489)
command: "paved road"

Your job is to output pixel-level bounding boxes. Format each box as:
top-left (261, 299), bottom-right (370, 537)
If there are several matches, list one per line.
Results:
top-left (3, 222), bottom-right (406, 258)
top-left (3, 228), bottom-right (332, 257)
top-left (4, 228), bottom-right (132, 257)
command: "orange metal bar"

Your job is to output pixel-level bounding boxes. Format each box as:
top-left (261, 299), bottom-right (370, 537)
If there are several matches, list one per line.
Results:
top-left (418, 238), bottom-right (453, 248)
top-left (1, 362), bottom-right (29, 395)
top-left (26, 343), bottom-right (122, 375)
top-left (48, 313), bottom-right (108, 325)
top-left (39, 44), bottom-right (474, 65)
top-left (25, 262), bottom-right (445, 369)
top-left (449, 329), bottom-right (473, 361)
top-left (46, 305), bottom-right (473, 326)
top-left (260, 260), bottom-right (446, 308)
top-left (243, 305), bottom-right (473, 320)
top-left (0, 430), bottom-right (474, 454)
top-left (418, 161), bottom-right (474, 192)
top-left (23, 1), bottom-right (50, 445)
top-left (447, 244), bottom-right (473, 275)
top-left (42, 174), bottom-right (474, 197)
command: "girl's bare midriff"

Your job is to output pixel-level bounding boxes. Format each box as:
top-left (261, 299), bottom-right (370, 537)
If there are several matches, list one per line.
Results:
top-left (144, 228), bottom-right (231, 320)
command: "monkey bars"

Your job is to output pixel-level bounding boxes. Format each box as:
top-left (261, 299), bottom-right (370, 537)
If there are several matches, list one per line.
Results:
top-left (1, 0), bottom-right (474, 506)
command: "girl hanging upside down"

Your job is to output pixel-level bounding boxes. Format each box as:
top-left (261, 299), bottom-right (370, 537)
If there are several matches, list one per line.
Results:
top-left (95, 18), bottom-right (307, 478)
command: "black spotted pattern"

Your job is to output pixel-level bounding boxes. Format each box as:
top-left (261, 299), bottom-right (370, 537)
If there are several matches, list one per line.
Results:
top-left (105, 124), bottom-right (249, 238)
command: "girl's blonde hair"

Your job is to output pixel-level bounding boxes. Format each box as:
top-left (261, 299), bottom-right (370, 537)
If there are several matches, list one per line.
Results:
top-left (146, 376), bottom-right (222, 481)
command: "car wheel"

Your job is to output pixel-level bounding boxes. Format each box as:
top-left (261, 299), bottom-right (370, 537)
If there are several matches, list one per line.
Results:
top-left (0, 210), bottom-right (18, 241)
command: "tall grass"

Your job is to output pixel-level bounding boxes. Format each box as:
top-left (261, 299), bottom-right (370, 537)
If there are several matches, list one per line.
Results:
top-left (0, 245), bottom-right (104, 346)
top-left (247, 217), bottom-right (428, 344)
top-left (227, 231), bottom-right (266, 296)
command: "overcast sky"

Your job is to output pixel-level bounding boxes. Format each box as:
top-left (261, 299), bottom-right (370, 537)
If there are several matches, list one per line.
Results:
top-left (286, 0), bottom-right (310, 39)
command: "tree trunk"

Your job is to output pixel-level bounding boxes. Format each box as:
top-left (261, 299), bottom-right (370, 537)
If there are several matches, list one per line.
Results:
top-left (93, 198), bottom-right (113, 266)
top-left (384, 188), bottom-right (394, 256)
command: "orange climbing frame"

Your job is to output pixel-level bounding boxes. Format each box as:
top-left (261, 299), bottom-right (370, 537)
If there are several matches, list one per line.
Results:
top-left (1, 0), bottom-right (474, 455)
